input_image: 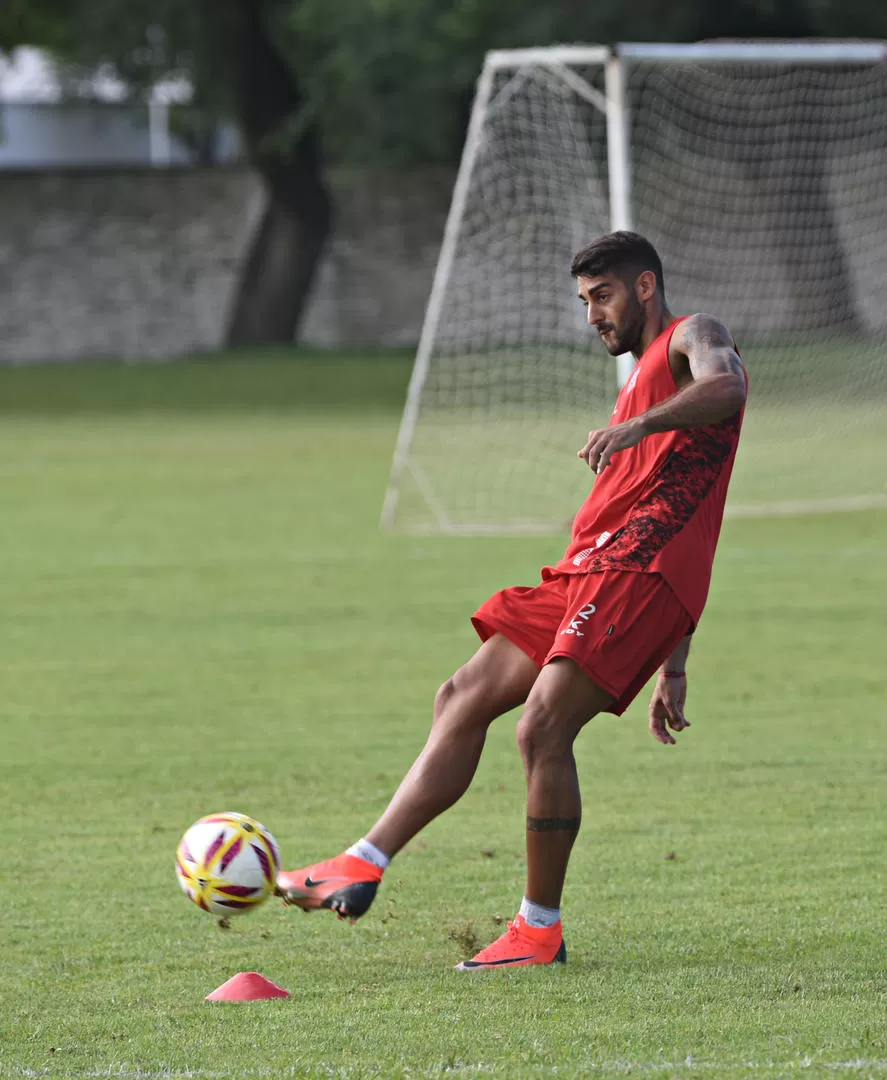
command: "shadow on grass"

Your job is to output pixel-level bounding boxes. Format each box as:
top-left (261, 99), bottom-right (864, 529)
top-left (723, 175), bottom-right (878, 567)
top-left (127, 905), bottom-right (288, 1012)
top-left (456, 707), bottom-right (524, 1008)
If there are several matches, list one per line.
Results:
top-left (0, 347), bottom-right (413, 416)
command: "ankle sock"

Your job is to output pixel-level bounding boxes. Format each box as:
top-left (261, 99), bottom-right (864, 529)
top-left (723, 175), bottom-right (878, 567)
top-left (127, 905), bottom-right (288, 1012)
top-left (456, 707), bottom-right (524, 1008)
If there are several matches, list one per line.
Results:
top-left (519, 895), bottom-right (561, 928)
top-left (345, 838), bottom-right (391, 871)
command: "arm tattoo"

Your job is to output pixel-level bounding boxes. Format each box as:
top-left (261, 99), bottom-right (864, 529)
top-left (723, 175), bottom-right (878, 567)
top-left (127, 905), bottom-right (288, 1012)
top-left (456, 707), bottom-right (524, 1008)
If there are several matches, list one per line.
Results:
top-left (682, 313), bottom-right (745, 381)
top-left (526, 816), bottom-right (581, 832)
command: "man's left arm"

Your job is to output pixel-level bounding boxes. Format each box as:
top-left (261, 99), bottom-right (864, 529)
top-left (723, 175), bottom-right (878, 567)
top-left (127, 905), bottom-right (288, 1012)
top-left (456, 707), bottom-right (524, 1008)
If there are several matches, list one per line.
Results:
top-left (649, 634), bottom-right (692, 745)
top-left (642, 313), bottom-right (747, 433)
top-left (579, 314), bottom-right (747, 473)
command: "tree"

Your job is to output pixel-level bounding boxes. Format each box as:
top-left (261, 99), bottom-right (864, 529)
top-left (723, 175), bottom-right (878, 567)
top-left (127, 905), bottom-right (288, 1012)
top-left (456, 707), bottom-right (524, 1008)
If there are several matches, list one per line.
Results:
top-left (288, 0), bottom-right (887, 334)
top-left (3, 0), bottom-right (886, 343)
top-left (2, 0), bottom-right (331, 348)
top-left (201, 2), bottom-right (331, 346)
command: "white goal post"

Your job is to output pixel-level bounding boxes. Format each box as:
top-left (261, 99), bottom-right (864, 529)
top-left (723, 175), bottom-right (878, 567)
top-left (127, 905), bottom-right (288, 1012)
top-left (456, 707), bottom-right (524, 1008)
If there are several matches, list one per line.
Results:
top-left (382, 41), bottom-right (887, 534)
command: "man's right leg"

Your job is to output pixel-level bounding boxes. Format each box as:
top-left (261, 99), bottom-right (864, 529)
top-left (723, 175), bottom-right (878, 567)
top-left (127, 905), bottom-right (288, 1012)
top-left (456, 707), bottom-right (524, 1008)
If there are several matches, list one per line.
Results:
top-left (277, 633), bottom-right (539, 919)
top-left (366, 633), bottom-right (539, 857)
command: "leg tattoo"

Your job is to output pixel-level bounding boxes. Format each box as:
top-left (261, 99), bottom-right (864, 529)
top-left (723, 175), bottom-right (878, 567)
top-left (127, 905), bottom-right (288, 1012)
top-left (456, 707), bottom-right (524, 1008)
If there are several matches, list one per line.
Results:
top-left (526, 816), bottom-right (581, 832)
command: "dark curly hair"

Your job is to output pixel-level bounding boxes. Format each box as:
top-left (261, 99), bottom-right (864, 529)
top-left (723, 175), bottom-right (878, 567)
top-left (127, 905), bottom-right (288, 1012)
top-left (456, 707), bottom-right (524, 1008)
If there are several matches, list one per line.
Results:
top-left (570, 231), bottom-right (665, 297)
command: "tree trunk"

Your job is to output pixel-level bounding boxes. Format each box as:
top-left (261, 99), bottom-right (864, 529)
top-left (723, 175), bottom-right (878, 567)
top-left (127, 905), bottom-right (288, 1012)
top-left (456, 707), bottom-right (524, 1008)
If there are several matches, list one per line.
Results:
top-left (210, 0), bottom-right (332, 346)
top-left (227, 189), bottom-right (328, 344)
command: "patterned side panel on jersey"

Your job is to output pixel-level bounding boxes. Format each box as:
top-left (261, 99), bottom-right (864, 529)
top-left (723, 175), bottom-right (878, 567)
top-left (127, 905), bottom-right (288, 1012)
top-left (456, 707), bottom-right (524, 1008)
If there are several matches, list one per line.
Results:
top-left (581, 413), bottom-right (741, 574)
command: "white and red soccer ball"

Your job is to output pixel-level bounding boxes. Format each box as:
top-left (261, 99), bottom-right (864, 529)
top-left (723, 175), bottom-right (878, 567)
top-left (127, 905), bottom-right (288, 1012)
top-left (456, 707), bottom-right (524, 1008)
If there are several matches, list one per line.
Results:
top-left (176, 812), bottom-right (281, 916)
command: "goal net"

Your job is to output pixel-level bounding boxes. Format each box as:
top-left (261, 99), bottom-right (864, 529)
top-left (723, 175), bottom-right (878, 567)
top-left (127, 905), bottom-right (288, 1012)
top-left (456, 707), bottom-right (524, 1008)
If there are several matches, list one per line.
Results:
top-left (382, 43), bottom-right (887, 533)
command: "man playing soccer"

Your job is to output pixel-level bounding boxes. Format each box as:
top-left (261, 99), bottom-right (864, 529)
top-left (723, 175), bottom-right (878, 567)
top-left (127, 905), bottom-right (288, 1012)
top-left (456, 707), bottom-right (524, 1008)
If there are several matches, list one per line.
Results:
top-left (278, 231), bottom-right (748, 969)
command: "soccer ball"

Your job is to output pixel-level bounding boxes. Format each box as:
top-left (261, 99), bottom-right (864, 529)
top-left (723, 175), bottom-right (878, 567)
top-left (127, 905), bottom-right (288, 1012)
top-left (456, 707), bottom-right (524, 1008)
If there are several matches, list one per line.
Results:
top-left (176, 811), bottom-right (281, 916)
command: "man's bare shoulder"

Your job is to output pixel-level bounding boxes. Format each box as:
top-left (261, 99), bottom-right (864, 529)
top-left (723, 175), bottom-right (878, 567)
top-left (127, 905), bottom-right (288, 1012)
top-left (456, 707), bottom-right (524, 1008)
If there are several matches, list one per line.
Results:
top-left (672, 312), bottom-right (736, 354)
top-left (669, 313), bottom-right (745, 383)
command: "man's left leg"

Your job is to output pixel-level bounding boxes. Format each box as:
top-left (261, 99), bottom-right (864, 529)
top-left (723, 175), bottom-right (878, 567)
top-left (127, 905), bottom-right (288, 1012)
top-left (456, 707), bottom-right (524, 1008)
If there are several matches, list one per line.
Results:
top-left (519, 657), bottom-right (613, 909)
top-left (456, 658), bottom-right (611, 970)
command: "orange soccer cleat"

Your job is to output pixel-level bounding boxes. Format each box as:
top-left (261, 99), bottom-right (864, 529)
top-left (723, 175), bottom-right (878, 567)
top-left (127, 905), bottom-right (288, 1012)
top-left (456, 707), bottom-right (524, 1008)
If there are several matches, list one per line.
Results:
top-left (454, 914), bottom-right (567, 971)
top-left (276, 853), bottom-right (383, 922)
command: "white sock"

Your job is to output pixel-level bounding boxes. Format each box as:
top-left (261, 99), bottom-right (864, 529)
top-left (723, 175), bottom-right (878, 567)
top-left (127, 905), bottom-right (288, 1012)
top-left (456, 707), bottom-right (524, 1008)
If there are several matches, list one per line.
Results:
top-left (519, 895), bottom-right (561, 928)
top-left (345, 838), bottom-right (391, 871)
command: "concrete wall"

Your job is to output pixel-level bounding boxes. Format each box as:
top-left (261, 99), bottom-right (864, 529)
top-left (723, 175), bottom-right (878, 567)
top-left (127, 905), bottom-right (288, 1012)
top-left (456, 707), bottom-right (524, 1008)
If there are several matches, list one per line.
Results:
top-left (300, 168), bottom-right (453, 349)
top-left (4, 160), bottom-right (885, 365)
top-left (0, 166), bottom-right (453, 363)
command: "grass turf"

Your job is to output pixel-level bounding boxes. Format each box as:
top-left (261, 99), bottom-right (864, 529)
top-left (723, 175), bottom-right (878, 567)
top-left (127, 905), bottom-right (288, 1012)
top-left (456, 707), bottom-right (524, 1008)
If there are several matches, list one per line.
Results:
top-left (0, 351), bottom-right (884, 1079)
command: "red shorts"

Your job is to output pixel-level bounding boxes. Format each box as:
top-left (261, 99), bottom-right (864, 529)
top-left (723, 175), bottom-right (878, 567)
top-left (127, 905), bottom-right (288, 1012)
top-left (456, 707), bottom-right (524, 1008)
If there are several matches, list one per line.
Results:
top-left (471, 571), bottom-right (692, 716)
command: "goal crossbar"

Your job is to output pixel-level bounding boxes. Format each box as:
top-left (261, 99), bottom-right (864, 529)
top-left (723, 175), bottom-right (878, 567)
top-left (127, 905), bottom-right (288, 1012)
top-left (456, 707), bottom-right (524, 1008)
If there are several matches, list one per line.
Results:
top-left (618, 41), bottom-right (887, 64)
top-left (486, 42), bottom-right (887, 71)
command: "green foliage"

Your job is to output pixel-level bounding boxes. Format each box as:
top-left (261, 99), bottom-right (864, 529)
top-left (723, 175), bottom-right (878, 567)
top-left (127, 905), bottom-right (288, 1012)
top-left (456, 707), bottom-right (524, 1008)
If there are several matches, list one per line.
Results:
top-left (0, 0), bottom-right (69, 53)
top-left (1, 0), bottom-right (197, 91)
top-left (0, 0), bottom-right (226, 123)
top-left (0, 354), bottom-right (885, 1078)
top-left (807, 0), bottom-right (887, 36)
top-left (281, 0), bottom-right (887, 163)
top-left (284, 0), bottom-right (706, 164)
top-left (4, 0), bottom-right (887, 163)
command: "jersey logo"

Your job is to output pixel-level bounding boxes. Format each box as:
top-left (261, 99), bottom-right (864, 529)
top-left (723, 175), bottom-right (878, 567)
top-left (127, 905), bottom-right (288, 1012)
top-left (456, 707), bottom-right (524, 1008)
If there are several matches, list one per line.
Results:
top-left (572, 531), bottom-right (613, 566)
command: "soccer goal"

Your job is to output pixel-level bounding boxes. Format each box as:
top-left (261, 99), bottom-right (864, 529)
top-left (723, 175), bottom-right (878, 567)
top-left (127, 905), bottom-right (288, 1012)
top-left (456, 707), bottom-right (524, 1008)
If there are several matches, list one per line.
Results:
top-left (382, 41), bottom-right (887, 534)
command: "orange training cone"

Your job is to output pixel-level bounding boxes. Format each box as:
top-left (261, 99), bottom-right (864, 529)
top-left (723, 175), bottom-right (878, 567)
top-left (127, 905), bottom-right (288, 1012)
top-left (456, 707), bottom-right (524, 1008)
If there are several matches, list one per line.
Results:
top-left (205, 971), bottom-right (290, 1002)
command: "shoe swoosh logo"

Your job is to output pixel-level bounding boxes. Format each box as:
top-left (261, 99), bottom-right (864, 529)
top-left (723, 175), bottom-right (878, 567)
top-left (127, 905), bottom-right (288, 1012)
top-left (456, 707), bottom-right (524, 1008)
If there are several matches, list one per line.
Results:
top-left (303, 874), bottom-right (349, 888)
top-left (470, 954), bottom-right (537, 966)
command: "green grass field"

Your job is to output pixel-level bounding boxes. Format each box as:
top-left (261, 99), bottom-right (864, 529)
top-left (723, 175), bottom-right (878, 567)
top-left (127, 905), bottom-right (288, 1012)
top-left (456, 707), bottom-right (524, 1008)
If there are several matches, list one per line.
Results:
top-left (0, 352), bottom-right (885, 1080)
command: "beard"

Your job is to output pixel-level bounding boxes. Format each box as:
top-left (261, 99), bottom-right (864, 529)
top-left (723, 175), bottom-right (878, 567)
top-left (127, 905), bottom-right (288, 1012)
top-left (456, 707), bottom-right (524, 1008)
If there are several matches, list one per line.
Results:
top-left (600, 294), bottom-right (645, 356)
top-left (600, 330), bottom-right (628, 356)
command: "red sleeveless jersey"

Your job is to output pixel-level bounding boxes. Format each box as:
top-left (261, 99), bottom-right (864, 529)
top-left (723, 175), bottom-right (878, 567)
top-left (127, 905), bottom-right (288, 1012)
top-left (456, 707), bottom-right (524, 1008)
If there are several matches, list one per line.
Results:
top-left (548, 316), bottom-right (745, 625)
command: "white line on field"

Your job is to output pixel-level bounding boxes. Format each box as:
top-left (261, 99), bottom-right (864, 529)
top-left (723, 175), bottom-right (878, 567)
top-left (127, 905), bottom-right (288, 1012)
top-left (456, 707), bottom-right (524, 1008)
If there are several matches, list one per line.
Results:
top-left (7, 1058), bottom-right (887, 1077)
top-left (726, 494), bottom-right (887, 518)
